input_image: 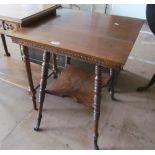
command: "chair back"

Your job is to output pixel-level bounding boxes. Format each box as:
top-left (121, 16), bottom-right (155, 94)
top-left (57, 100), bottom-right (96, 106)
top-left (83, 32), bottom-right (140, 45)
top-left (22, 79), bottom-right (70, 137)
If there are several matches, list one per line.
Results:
top-left (146, 4), bottom-right (155, 35)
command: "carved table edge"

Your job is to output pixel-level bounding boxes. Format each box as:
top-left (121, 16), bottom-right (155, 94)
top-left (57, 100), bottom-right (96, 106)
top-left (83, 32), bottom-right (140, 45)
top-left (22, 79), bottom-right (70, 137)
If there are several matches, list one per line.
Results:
top-left (11, 36), bottom-right (123, 70)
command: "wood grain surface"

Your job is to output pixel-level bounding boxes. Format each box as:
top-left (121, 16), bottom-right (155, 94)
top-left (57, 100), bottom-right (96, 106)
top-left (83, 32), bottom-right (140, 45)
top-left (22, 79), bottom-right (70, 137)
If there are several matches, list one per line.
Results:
top-left (47, 65), bottom-right (110, 107)
top-left (0, 4), bottom-right (60, 24)
top-left (8, 9), bottom-right (144, 69)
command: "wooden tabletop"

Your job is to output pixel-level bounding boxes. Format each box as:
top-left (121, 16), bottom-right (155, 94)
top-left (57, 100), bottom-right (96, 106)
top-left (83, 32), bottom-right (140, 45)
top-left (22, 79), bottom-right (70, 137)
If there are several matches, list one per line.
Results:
top-left (7, 9), bottom-right (144, 68)
top-left (0, 4), bottom-right (60, 24)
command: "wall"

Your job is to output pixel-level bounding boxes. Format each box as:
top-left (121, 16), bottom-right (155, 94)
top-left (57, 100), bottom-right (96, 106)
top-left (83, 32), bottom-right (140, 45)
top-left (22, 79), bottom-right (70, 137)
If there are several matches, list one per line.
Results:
top-left (62, 4), bottom-right (112, 14)
top-left (111, 4), bottom-right (146, 19)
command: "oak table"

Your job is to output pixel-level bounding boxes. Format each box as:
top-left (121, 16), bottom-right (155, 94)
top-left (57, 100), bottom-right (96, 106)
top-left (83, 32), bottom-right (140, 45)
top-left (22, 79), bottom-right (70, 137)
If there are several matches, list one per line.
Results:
top-left (0, 4), bottom-right (60, 110)
top-left (6, 9), bottom-right (144, 149)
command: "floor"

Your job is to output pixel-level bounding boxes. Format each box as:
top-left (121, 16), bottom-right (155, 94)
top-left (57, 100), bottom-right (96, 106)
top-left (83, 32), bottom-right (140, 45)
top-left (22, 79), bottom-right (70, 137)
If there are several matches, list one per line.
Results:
top-left (0, 23), bottom-right (155, 150)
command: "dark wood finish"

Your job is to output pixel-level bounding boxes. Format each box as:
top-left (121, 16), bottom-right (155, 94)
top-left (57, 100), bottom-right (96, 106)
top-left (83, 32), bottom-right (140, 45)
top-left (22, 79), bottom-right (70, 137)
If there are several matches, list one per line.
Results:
top-left (0, 4), bottom-right (59, 58)
top-left (146, 5), bottom-right (155, 35)
top-left (93, 65), bottom-right (102, 150)
top-left (22, 45), bottom-right (38, 110)
top-left (7, 9), bottom-right (144, 149)
top-left (0, 4), bottom-right (60, 26)
top-left (109, 68), bottom-right (115, 100)
top-left (7, 9), bottom-right (144, 69)
top-left (34, 51), bottom-right (51, 131)
top-left (1, 33), bottom-right (10, 56)
top-left (46, 65), bottom-right (110, 107)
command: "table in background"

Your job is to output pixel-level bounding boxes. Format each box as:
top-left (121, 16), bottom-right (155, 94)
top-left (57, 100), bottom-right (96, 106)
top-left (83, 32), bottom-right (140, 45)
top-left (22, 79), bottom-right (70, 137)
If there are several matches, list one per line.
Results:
top-left (0, 4), bottom-right (60, 110)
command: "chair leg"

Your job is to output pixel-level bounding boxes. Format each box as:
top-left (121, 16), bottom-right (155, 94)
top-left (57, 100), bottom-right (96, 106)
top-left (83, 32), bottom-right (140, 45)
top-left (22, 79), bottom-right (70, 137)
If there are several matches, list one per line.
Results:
top-left (22, 45), bottom-right (37, 110)
top-left (1, 34), bottom-right (10, 56)
top-left (93, 65), bottom-right (102, 150)
top-left (137, 73), bottom-right (155, 92)
top-left (34, 51), bottom-right (51, 131)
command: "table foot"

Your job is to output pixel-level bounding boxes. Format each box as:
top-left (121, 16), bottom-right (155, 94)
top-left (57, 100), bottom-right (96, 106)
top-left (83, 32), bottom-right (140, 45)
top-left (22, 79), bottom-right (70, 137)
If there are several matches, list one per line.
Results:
top-left (137, 74), bottom-right (155, 92)
top-left (137, 86), bottom-right (149, 92)
top-left (4, 53), bottom-right (11, 57)
top-left (94, 144), bottom-right (99, 150)
top-left (34, 114), bottom-right (42, 131)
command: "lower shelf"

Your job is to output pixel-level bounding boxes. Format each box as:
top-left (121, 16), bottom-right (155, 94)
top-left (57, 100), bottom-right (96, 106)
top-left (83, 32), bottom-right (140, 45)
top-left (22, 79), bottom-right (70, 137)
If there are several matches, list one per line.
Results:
top-left (47, 65), bottom-right (110, 107)
top-left (0, 57), bottom-right (41, 90)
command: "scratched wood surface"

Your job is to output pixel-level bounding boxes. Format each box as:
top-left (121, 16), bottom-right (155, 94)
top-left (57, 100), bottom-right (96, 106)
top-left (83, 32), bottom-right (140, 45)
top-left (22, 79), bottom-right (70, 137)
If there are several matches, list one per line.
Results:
top-left (7, 9), bottom-right (144, 69)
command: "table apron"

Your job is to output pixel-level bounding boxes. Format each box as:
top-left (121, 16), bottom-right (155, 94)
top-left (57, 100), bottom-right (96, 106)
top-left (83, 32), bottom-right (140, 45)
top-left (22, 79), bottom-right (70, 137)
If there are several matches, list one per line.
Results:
top-left (0, 19), bottom-right (21, 32)
top-left (11, 36), bottom-right (123, 70)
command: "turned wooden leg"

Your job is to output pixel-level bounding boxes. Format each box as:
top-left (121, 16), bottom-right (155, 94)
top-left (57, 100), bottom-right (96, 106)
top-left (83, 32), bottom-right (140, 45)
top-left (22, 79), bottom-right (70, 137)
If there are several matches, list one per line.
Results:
top-left (65, 56), bottom-right (71, 66)
top-left (34, 51), bottom-right (51, 131)
top-left (137, 74), bottom-right (155, 92)
top-left (22, 45), bottom-right (37, 110)
top-left (1, 34), bottom-right (10, 56)
top-left (93, 65), bottom-right (102, 150)
top-left (51, 53), bottom-right (58, 78)
top-left (109, 68), bottom-right (115, 100)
